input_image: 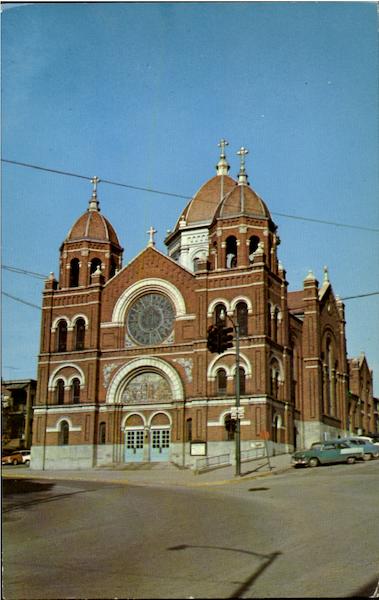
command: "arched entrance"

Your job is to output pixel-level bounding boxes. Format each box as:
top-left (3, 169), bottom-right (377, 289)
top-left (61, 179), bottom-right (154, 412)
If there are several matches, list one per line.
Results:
top-left (150, 413), bottom-right (171, 462)
top-left (124, 414), bottom-right (145, 462)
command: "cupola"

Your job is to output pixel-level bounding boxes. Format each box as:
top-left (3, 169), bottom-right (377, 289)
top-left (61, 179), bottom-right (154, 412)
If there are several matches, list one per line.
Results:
top-left (59, 177), bottom-right (123, 288)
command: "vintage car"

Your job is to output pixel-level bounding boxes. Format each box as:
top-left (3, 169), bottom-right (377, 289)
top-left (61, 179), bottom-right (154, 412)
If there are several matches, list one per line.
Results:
top-left (292, 440), bottom-right (363, 468)
top-left (2, 450), bottom-right (24, 465)
top-left (340, 437), bottom-right (379, 460)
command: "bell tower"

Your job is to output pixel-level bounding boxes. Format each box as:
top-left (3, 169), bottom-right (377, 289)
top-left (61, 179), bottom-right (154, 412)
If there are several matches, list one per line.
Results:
top-left (59, 178), bottom-right (123, 289)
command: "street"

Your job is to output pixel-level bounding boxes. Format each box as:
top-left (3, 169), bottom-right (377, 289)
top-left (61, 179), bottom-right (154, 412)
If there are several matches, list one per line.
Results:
top-left (3, 460), bottom-right (379, 599)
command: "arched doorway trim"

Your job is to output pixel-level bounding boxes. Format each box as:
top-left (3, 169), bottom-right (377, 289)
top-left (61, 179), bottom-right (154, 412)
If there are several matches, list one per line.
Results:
top-left (106, 357), bottom-right (184, 403)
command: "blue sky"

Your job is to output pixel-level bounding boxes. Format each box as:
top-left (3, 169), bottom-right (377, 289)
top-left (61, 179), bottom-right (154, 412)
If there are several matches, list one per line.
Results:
top-left (2, 2), bottom-right (378, 393)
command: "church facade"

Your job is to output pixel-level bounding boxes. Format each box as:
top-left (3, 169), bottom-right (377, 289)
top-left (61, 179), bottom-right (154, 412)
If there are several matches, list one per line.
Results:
top-left (31, 143), bottom-right (371, 470)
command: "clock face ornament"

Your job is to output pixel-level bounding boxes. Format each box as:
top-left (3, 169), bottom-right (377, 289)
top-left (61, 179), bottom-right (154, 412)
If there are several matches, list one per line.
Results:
top-left (127, 293), bottom-right (175, 345)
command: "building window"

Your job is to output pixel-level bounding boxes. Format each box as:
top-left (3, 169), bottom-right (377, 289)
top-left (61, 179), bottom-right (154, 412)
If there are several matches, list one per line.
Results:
top-left (56, 379), bottom-right (65, 405)
top-left (235, 367), bottom-right (246, 395)
top-left (214, 303), bottom-right (226, 327)
top-left (90, 258), bottom-right (102, 281)
top-left (248, 236), bottom-right (260, 263)
top-left (56, 320), bottom-right (67, 352)
top-left (270, 360), bottom-right (280, 399)
top-left (224, 414), bottom-right (236, 441)
top-left (74, 318), bottom-right (86, 350)
top-left (99, 422), bottom-right (106, 444)
top-left (216, 369), bottom-right (227, 396)
top-left (226, 236), bottom-right (237, 268)
top-left (186, 418), bottom-right (192, 442)
top-left (59, 420), bottom-right (69, 445)
top-left (110, 257), bottom-right (117, 278)
top-left (236, 302), bottom-right (248, 336)
top-left (69, 258), bottom-right (80, 288)
top-left (71, 378), bottom-right (81, 404)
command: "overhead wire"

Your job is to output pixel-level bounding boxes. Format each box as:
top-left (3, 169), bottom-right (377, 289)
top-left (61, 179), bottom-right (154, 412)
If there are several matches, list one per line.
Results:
top-left (2, 158), bottom-right (379, 233)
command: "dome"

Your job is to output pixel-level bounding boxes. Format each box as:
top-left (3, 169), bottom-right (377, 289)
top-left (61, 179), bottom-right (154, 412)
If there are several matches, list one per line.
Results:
top-left (65, 199), bottom-right (121, 247)
top-left (172, 174), bottom-right (237, 232)
top-left (215, 183), bottom-right (271, 220)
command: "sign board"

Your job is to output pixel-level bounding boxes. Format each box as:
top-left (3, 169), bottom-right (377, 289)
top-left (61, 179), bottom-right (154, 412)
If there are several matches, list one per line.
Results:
top-left (190, 441), bottom-right (207, 456)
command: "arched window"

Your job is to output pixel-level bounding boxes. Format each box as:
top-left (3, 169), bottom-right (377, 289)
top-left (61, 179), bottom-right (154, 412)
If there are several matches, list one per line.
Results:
top-left (272, 307), bottom-right (279, 342)
top-left (186, 418), bottom-right (192, 442)
top-left (59, 420), bottom-right (69, 446)
top-left (71, 378), bottom-right (81, 404)
top-left (56, 379), bottom-right (65, 405)
top-left (216, 369), bottom-right (227, 396)
top-left (193, 257), bottom-right (200, 272)
top-left (69, 258), bottom-right (80, 288)
top-left (270, 360), bottom-right (280, 399)
top-left (267, 304), bottom-right (272, 338)
top-left (74, 318), bottom-right (86, 350)
top-left (110, 257), bottom-right (117, 279)
top-left (90, 258), bottom-right (102, 281)
top-left (236, 302), bottom-right (248, 336)
top-left (99, 422), bottom-right (106, 444)
top-left (235, 367), bottom-right (246, 395)
top-left (225, 236), bottom-right (237, 268)
top-left (214, 303), bottom-right (226, 327)
top-left (56, 320), bottom-right (67, 352)
top-left (248, 236), bottom-right (260, 263)
top-left (224, 413), bottom-right (236, 441)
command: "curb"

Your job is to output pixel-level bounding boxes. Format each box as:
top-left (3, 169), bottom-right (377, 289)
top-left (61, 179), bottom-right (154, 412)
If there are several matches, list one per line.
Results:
top-left (2, 465), bottom-right (292, 489)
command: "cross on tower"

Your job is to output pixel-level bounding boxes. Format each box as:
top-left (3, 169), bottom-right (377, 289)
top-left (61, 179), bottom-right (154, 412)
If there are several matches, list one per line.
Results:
top-left (237, 147), bottom-right (249, 170)
top-left (147, 225), bottom-right (157, 247)
top-left (218, 139), bottom-right (229, 159)
top-left (91, 176), bottom-right (101, 195)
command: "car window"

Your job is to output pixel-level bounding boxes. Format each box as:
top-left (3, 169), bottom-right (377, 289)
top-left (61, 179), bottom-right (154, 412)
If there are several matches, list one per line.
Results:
top-left (324, 444), bottom-right (336, 450)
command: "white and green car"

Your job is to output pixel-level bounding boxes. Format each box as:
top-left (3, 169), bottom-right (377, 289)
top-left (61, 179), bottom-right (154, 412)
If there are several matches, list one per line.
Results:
top-left (292, 440), bottom-right (364, 468)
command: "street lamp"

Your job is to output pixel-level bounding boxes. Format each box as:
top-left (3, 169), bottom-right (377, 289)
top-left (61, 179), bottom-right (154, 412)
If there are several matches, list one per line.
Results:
top-left (220, 309), bottom-right (241, 476)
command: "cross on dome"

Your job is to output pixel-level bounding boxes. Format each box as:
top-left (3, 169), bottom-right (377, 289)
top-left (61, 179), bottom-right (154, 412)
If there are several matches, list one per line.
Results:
top-left (89, 176), bottom-right (101, 211)
top-left (237, 146), bottom-right (249, 185)
top-left (216, 138), bottom-right (230, 176)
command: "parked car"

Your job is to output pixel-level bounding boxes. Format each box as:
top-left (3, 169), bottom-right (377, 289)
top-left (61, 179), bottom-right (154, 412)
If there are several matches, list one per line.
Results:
top-left (18, 450), bottom-right (31, 465)
top-left (292, 440), bottom-right (363, 468)
top-left (2, 450), bottom-right (24, 465)
top-left (341, 437), bottom-right (379, 460)
top-left (356, 435), bottom-right (379, 448)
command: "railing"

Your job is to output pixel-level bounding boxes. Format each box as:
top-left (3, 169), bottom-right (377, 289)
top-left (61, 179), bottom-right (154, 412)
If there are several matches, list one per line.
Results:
top-left (241, 447), bottom-right (267, 462)
top-left (195, 453), bottom-right (230, 471)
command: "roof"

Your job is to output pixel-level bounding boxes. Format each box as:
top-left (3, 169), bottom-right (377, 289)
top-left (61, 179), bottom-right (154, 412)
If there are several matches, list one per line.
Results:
top-left (287, 291), bottom-right (305, 313)
top-left (169, 175), bottom-right (237, 235)
top-left (215, 183), bottom-right (271, 220)
top-left (65, 200), bottom-right (121, 247)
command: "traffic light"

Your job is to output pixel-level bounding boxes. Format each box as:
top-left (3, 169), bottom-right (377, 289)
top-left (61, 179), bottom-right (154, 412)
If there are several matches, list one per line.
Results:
top-left (207, 325), bottom-right (220, 353)
top-left (218, 325), bottom-right (234, 353)
top-left (207, 324), bottom-right (234, 354)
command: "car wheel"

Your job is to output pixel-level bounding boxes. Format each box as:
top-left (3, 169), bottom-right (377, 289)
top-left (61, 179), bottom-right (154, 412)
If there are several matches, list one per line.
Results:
top-left (12, 459), bottom-right (18, 465)
top-left (346, 456), bottom-right (356, 464)
top-left (362, 453), bottom-right (371, 461)
top-left (25, 460), bottom-right (30, 465)
top-left (308, 457), bottom-right (319, 467)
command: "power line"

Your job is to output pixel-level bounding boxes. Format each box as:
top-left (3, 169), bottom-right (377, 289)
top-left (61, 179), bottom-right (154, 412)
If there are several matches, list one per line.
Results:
top-left (2, 291), bottom-right (41, 310)
top-left (3, 158), bottom-right (379, 233)
top-left (2, 265), bottom-right (48, 280)
top-left (340, 291), bottom-right (379, 300)
top-left (2, 283), bottom-right (378, 316)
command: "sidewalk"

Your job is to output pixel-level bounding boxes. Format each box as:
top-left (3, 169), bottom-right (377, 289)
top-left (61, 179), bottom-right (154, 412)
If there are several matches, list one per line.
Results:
top-left (2, 453), bottom-right (293, 488)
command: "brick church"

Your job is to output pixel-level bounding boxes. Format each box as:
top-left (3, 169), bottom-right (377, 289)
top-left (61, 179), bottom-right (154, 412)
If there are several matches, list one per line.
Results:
top-left (32, 142), bottom-right (360, 469)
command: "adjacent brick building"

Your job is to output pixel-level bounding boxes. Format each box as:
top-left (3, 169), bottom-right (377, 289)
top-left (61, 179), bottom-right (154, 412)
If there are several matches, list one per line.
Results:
top-left (31, 144), bottom-right (377, 469)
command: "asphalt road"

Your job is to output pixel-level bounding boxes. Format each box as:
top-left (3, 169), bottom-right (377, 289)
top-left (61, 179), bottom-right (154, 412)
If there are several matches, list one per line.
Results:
top-left (3, 460), bottom-right (379, 599)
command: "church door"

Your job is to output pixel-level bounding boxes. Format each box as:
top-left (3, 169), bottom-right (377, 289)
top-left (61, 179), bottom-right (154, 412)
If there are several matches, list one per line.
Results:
top-left (125, 429), bottom-right (144, 462)
top-left (150, 428), bottom-right (170, 462)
